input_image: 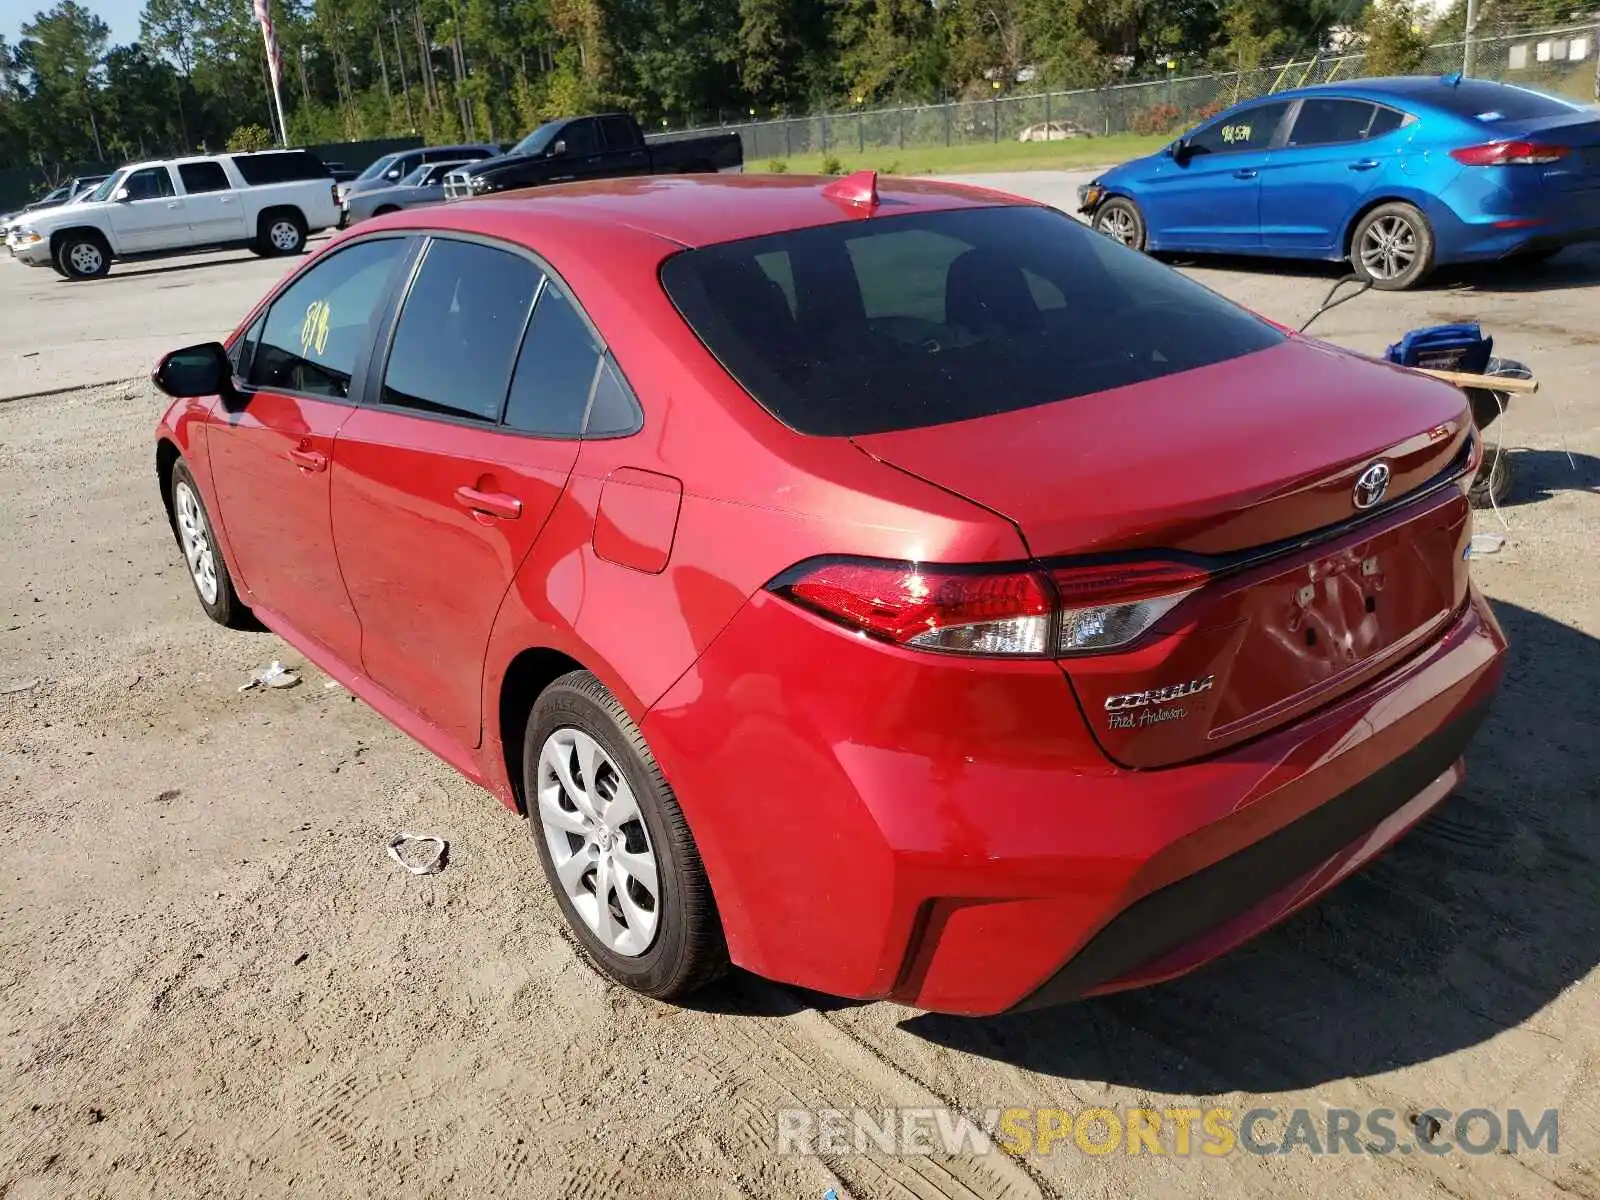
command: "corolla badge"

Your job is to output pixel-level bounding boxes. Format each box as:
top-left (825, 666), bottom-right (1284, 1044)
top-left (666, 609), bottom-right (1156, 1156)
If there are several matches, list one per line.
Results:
top-left (1352, 461), bottom-right (1392, 510)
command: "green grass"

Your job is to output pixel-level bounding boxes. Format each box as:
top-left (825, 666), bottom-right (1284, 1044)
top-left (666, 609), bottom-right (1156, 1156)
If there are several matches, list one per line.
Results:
top-left (752, 134), bottom-right (1172, 177)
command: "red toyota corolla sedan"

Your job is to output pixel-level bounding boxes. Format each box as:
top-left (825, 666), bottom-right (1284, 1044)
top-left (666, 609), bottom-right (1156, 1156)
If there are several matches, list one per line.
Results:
top-left (151, 171), bottom-right (1505, 1016)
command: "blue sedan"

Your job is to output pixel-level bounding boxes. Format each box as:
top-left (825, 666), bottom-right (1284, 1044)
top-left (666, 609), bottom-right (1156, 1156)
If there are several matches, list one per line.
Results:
top-left (1078, 76), bottom-right (1600, 289)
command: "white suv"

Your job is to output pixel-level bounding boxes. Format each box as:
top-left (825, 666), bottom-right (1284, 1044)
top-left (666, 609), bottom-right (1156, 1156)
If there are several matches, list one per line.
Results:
top-left (10, 150), bottom-right (341, 280)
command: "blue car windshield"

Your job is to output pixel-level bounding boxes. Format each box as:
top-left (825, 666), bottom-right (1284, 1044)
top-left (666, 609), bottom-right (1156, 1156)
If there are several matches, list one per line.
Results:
top-left (82, 171), bottom-right (126, 203)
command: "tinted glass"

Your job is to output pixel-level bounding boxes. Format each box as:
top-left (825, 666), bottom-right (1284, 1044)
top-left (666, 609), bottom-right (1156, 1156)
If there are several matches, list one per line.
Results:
top-left (1424, 79), bottom-right (1580, 122)
top-left (503, 280), bottom-right (603, 436)
top-left (178, 161), bottom-right (231, 193)
top-left (124, 167), bottom-right (175, 200)
top-left (39, 184), bottom-right (71, 204)
top-left (600, 116), bottom-right (637, 150)
top-left (382, 239), bottom-right (541, 421)
top-left (585, 356), bottom-right (642, 436)
top-left (1187, 101), bottom-right (1289, 154)
top-left (250, 238), bottom-right (408, 399)
top-left (355, 154), bottom-right (399, 182)
top-left (231, 150), bottom-right (327, 184)
top-left (84, 172), bottom-right (124, 202)
top-left (1288, 99), bottom-right (1378, 146)
top-left (1368, 106), bottom-right (1407, 137)
top-left (561, 119), bottom-right (599, 156)
top-left (660, 206), bottom-right (1283, 437)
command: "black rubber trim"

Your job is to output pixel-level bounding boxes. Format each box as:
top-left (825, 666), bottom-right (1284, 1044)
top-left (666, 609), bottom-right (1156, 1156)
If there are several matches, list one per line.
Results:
top-left (1010, 690), bottom-right (1494, 1011)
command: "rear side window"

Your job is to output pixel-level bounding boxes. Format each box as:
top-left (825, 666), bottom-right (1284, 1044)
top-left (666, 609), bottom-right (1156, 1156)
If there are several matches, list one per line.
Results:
top-left (1424, 79), bottom-right (1581, 122)
top-left (1288, 99), bottom-right (1380, 146)
top-left (250, 238), bottom-right (408, 398)
top-left (381, 238), bottom-right (541, 421)
top-left (231, 150), bottom-right (328, 184)
top-left (660, 205), bottom-right (1284, 437)
top-left (503, 280), bottom-right (603, 436)
top-left (1368, 106), bottom-right (1408, 138)
top-left (178, 161), bottom-right (231, 193)
top-left (600, 116), bottom-right (638, 150)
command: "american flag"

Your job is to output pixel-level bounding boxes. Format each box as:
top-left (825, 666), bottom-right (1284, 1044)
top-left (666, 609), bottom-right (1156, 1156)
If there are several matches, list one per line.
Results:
top-left (253, 0), bottom-right (284, 88)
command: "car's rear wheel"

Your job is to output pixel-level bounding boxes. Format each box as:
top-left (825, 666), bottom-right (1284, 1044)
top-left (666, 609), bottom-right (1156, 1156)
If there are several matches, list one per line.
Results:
top-left (257, 210), bottom-right (307, 256)
top-left (57, 233), bottom-right (110, 280)
top-left (524, 670), bottom-right (728, 1000)
top-left (1351, 202), bottom-right (1435, 291)
top-left (1093, 197), bottom-right (1146, 251)
top-left (168, 461), bottom-right (252, 628)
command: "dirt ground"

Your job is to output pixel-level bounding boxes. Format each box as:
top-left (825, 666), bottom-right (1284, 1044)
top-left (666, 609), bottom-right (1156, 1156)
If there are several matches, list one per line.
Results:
top-left (2, 182), bottom-right (1598, 1199)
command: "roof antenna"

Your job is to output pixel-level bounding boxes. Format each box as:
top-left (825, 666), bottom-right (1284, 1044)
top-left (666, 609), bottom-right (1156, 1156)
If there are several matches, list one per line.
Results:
top-left (1442, 70), bottom-right (1464, 86)
top-left (821, 170), bottom-right (879, 214)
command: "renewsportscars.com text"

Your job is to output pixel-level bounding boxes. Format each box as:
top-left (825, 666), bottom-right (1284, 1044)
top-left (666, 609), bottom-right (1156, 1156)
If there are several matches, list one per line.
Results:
top-left (776, 1106), bottom-right (1560, 1158)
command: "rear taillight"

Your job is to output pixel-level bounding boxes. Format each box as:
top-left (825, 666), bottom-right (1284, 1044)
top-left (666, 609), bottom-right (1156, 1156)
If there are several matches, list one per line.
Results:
top-left (1450, 141), bottom-right (1569, 166)
top-left (768, 557), bottom-right (1206, 658)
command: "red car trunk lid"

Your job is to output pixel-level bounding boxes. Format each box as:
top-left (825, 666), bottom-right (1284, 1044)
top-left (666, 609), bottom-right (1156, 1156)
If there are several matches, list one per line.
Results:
top-left (853, 338), bottom-right (1476, 768)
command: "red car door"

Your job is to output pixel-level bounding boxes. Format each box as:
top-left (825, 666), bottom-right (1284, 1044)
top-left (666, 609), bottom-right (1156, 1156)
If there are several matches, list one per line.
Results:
top-left (207, 236), bottom-right (413, 666)
top-left (330, 237), bottom-right (606, 748)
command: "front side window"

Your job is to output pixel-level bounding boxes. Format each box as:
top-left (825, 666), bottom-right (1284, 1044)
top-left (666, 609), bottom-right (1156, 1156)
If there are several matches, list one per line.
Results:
top-left (561, 120), bottom-right (599, 156)
top-left (123, 167), bottom-right (175, 200)
top-left (381, 238), bottom-right (542, 421)
top-left (660, 205), bottom-right (1283, 437)
top-left (1186, 101), bottom-right (1290, 155)
top-left (249, 238), bottom-right (409, 399)
top-left (179, 161), bottom-right (232, 193)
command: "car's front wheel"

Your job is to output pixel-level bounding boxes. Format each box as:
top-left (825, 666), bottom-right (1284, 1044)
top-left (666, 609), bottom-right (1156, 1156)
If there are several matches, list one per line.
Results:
top-left (57, 233), bottom-right (110, 280)
top-left (1093, 197), bottom-right (1147, 251)
top-left (1351, 202), bottom-right (1435, 291)
top-left (168, 461), bottom-right (252, 628)
top-left (524, 670), bottom-right (728, 1001)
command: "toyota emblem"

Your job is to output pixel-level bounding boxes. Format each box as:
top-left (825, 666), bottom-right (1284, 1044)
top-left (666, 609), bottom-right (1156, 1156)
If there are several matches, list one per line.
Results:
top-left (1353, 462), bottom-right (1392, 510)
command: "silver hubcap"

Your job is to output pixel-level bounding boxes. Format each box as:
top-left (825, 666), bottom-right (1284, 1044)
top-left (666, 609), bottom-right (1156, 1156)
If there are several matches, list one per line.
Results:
top-left (269, 221), bottom-right (300, 251)
top-left (69, 242), bottom-right (103, 274)
top-left (536, 728), bottom-right (661, 957)
top-left (1360, 215), bottom-right (1418, 280)
top-left (173, 481), bottom-right (219, 605)
top-left (1097, 207), bottom-right (1138, 246)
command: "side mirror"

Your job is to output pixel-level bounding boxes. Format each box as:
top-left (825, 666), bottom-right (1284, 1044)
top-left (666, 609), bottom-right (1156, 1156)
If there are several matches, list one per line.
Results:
top-left (550, 139), bottom-right (567, 157)
top-left (153, 341), bottom-right (232, 399)
top-left (113, 186), bottom-right (132, 202)
top-left (1171, 138), bottom-right (1193, 165)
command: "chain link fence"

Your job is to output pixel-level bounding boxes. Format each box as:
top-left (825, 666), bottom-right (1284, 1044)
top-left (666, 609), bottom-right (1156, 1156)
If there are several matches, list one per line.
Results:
top-left (657, 21), bottom-right (1600, 166)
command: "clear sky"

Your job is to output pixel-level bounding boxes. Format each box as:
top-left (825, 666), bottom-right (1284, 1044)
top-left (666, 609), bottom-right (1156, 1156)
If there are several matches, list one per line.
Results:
top-left (5, 0), bottom-right (146, 53)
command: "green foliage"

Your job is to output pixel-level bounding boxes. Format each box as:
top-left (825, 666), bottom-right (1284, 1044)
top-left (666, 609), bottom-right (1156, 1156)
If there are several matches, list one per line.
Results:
top-left (766, 156), bottom-right (788, 172)
top-left (820, 151), bottom-right (843, 174)
top-left (0, 0), bottom-right (1587, 179)
top-left (1361, 1), bottom-right (1433, 77)
top-left (226, 122), bottom-right (274, 151)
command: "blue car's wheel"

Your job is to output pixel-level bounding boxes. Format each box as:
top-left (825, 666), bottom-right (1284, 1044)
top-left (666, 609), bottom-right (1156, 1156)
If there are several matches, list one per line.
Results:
top-left (1351, 202), bottom-right (1435, 291)
top-left (1092, 197), bottom-right (1146, 252)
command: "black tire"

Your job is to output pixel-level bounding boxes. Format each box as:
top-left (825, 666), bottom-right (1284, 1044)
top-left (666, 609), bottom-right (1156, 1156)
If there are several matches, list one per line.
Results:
top-left (523, 670), bottom-right (728, 1001)
top-left (1470, 445), bottom-right (1514, 509)
top-left (1092, 196), bottom-right (1147, 251)
top-left (372, 205), bottom-right (399, 217)
top-left (1520, 246), bottom-right (1562, 266)
top-left (257, 209), bottom-right (307, 256)
top-left (1350, 201), bottom-right (1435, 291)
top-left (56, 232), bottom-right (111, 280)
top-left (167, 461), bottom-right (252, 628)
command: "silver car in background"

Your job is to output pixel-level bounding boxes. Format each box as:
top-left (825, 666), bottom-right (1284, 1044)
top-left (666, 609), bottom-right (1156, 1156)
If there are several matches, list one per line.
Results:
top-left (341, 161), bottom-right (470, 225)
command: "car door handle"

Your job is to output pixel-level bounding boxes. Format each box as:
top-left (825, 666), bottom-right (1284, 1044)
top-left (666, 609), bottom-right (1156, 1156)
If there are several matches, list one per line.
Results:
top-left (288, 448), bottom-right (328, 472)
top-left (166, 201), bottom-right (181, 208)
top-left (1349, 159), bottom-right (1381, 171)
top-left (1232, 168), bottom-right (1259, 179)
top-left (455, 486), bottom-right (522, 520)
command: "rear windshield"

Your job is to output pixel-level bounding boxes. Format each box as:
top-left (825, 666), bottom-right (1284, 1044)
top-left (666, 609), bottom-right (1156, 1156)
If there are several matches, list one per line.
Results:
top-left (1425, 79), bottom-right (1582, 122)
top-left (659, 205), bottom-right (1283, 436)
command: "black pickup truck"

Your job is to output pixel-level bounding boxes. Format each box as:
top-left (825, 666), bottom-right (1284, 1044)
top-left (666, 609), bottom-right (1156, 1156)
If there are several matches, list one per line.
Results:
top-left (443, 112), bottom-right (743, 200)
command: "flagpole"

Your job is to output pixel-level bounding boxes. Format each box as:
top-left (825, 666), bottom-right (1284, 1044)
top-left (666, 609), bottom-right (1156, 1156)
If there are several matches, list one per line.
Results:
top-left (254, 0), bottom-right (290, 146)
